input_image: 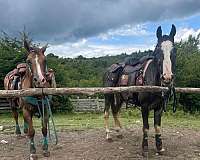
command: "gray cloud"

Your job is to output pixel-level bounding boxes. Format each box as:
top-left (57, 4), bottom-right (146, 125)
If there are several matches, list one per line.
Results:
top-left (0, 0), bottom-right (200, 42)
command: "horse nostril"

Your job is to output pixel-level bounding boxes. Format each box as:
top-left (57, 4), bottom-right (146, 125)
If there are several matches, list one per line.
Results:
top-left (41, 78), bottom-right (46, 83)
top-left (34, 77), bottom-right (38, 82)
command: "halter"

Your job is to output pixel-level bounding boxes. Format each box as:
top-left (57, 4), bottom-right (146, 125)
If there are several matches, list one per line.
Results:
top-left (26, 59), bottom-right (48, 88)
top-left (153, 46), bottom-right (177, 113)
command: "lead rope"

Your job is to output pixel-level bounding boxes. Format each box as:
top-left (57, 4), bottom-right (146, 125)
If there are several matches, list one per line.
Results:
top-left (172, 86), bottom-right (177, 113)
top-left (161, 84), bottom-right (177, 113)
top-left (36, 95), bottom-right (58, 145)
top-left (42, 98), bottom-right (45, 127)
top-left (45, 95), bottom-right (58, 145)
top-left (36, 101), bottom-right (42, 123)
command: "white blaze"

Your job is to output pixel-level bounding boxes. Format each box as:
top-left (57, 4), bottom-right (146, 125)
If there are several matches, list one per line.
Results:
top-left (161, 40), bottom-right (173, 79)
top-left (35, 55), bottom-right (44, 81)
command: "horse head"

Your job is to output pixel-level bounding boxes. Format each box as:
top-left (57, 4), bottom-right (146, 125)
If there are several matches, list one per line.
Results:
top-left (24, 39), bottom-right (48, 88)
top-left (154, 24), bottom-right (176, 86)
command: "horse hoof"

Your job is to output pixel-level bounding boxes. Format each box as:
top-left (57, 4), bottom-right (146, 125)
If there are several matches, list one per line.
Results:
top-left (43, 150), bottom-right (50, 157)
top-left (16, 130), bottom-right (21, 135)
top-left (29, 154), bottom-right (38, 160)
top-left (114, 127), bottom-right (121, 132)
top-left (116, 134), bottom-right (123, 139)
top-left (157, 148), bottom-right (165, 155)
top-left (106, 137), bottom-right (113, 142)
top-left (24, 129), bottom-right (28, 134)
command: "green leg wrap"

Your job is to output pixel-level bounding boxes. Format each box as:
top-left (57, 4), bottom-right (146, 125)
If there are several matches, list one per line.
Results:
top-left (43, 137), bottom-right (48, 151)
top-left (30, 139), bottom-right (36, 154)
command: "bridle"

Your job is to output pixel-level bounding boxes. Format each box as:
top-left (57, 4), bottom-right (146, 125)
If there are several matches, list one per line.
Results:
top-left (153, 43), bottom-right (177, 113)
top-left (26, 50), bottom-right (48, 88)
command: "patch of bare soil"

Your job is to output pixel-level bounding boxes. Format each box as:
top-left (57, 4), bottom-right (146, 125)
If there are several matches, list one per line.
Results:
top-left (1, 125), bottom-right (200, 160)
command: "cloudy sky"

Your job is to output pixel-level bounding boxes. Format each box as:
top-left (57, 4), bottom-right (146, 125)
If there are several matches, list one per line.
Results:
top-left (0, 0), bottom-right (200, 58)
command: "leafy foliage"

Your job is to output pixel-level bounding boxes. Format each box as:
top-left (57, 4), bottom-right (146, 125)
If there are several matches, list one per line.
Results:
top-left (52, 95), bottom-right (73, 113)
top-left (0, 33), bottom-right (26, 88)
top-left (176, 34), bottom-right (200, 112)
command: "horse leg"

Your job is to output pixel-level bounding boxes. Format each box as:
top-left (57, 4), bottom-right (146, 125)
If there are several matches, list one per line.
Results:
top-left (104, 94), bottom-right (112, 141)
top-left (42, 107), bottom-right (50, 157)
top-left (111, 94), bottom-right (123, 138)
top-left (23, 107), bottom-right (37, 159)
top-left (23, 117), bottom-right (29, 134)
top-left (141, 108), bottom-right (149, 157)
top-left (154, 108), bottom-right (165, 154)
top-left (11, 106), bottom-right (21, 135)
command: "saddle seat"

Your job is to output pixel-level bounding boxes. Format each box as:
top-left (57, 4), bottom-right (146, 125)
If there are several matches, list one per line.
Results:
top-left (119, 56), bottom-right (154, 86)
top-left (118, 56), bottom-right (154, 105)
top-left (124, 56), bottom-right (154, 67)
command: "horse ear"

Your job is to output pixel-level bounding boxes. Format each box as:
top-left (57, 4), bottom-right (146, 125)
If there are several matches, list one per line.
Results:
top-left (24, 39), bottom-right (30, 51)
top-left (170, 24), bottom-right (176, 38)
top-left (156, 26), bottom-right (162, 40)
top-left (41, 44), bottom-right (48, 53)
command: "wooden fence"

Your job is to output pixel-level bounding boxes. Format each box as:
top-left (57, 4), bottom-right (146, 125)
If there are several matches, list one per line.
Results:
top-left (71, 98), bottom-right (105, 112)
top-left (1, 86), bottom-right (200, 98)
top-left (0, 98), bottom-right (106, 112)
top-left (1, 86), bottom-right (200, 112)
top-left (0, 98), bottom-right (10, 111)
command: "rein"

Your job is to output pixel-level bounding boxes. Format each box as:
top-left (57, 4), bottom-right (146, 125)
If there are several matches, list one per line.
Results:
top-left (161, 85), bottom-right (176, 113)
top-left (37, 96), bottom-right (58, 145)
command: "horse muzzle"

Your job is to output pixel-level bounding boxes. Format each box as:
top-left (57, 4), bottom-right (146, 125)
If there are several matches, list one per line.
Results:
top-left (33, 76), bottom-right (48, 88)
top-left (161, 74), bottom-right (174, 86)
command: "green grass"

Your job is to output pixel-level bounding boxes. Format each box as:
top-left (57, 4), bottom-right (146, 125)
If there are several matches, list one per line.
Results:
top-left (1, 109), bottom-right (200, 131)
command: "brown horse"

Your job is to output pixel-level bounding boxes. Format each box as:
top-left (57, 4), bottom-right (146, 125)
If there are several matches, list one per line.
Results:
top-left (4, 40), bottom-right (56, 159)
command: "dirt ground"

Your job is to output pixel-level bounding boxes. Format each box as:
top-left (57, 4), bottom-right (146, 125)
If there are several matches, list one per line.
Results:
top-left (1, 125), bottom-right (200, 160)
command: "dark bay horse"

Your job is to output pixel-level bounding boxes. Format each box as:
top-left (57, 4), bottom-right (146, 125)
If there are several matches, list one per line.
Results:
top-left (103, 25), bottom-right (176, 155)
top-left (4, 40), bottom-right (56, 159)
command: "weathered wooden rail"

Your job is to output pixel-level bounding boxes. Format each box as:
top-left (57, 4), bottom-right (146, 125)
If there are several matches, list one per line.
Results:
top-left (0, 98), bottom-right (10, 111)
top-left (0, 86), bottom-right (200, 98)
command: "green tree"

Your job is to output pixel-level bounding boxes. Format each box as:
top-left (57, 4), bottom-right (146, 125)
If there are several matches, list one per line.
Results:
top-left (176, 34), bottom-right (200, 112)
top-left (0, 33), bottom-right (25, 89)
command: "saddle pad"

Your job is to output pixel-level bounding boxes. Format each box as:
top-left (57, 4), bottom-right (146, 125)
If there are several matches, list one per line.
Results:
top-left (22, 96), bottom-right (52, 106)
top-left (122, 64), bottom-right (142, 74)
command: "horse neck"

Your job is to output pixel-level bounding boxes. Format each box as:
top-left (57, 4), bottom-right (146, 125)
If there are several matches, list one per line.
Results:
top-left (144, 58), bottom-right (160, 86)
top-left (21, 68), bottom-right (33, 89)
